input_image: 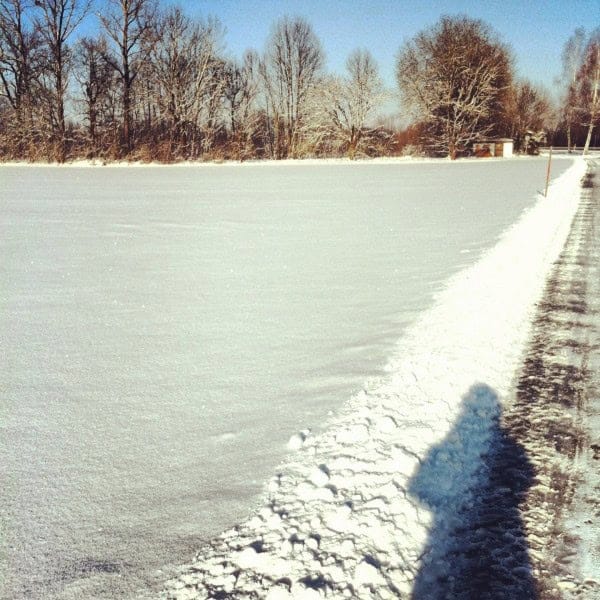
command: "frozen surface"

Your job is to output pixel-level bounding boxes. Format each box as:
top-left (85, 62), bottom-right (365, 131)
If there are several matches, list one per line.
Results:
top-left (0, 158), bottom-right (573, 599)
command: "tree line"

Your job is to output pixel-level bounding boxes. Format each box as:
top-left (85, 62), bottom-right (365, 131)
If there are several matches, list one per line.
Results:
top-left (0, 0), bottom-right (598, 163)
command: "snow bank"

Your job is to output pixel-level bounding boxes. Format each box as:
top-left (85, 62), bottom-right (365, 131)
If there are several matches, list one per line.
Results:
top-left (0, 154), bottom-right (569, 169)
top-left (164, 159), bottom-right (586, 599)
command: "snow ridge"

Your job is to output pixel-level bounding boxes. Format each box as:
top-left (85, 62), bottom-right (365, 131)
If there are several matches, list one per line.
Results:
top-left (163, 159), bottom-right (586, 599)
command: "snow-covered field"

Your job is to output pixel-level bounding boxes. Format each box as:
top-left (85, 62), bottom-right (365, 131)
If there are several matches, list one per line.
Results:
top-left (0, 158), bottom-right (578, 599)
top-left (162, 158), bottom-right (588, 599)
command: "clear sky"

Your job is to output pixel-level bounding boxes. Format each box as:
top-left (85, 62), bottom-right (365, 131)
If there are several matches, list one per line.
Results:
top-left (164, 0), bottom-right (598, 92)
top-left (80, 0), bottom-right (598, 107)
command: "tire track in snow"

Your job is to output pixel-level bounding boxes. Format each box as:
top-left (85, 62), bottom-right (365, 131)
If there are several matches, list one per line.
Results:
top-left (504, 160), bottom-right (600, 600)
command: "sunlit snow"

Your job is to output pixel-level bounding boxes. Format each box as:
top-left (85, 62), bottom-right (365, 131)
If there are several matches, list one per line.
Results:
top-left (0, 158), bottom-right (576, 599)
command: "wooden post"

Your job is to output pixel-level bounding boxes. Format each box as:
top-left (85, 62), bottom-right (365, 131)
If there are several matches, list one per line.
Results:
top-left (544, 146), bottom-right (553, 197)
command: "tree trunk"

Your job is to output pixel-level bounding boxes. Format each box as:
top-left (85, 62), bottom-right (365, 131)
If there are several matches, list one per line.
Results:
top-left (449, 140), bottom-right (457, 160)
top-left (89, 108), bottom-right (97, 154)
top-left (583, 124), bottom-right (594, 154)
top-left (123, 82), bottom-right (132, 154)
top-left (582, 47), bottom-right (599, 155)
top-left (56, 65), bottom-right (66, 162)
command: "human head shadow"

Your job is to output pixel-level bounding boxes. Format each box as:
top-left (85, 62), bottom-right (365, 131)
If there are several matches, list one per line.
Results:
top-left (408, 383), bottom-right (537, 599)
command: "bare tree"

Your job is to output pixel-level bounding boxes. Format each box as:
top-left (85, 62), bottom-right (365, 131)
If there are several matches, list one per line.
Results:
top-left (321, 49), bottom-right (384, 158)
top-left (74, 35), bottom-right (116, 155)
top-left (201, 56), bottom-right (227, 155)
top-left (150, 7), bottom-right (224, 158)
top-left (0, 0), bottom-right (41, 156)
top-left (98, 0), bottom-right (157, 155)
top-left (578, 29), bottom-right (600, 153)
top-left (222, 51), bottom-right (259, 158)
top-left (34, 0), bottom-right (90, 161)
top-left (506, 80), bottom-right (552, 152)
top-left (396, 16), bottom-right (513, 159)
top-left (260, 16), bottom-right (324, 158)
top-left (560, 28), bottom-right (587, 151)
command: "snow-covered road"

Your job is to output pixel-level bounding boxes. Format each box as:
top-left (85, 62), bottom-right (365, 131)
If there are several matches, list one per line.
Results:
top-left (508, 160), bottom-right (600, 600)
top-left (163, 159), bottom-right (592, 599)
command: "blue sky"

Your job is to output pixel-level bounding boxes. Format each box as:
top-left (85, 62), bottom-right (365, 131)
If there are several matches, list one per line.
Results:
top-left (168, 1), bottom-right (598, 90)
top-left (81, 0), bottom-right (598, 98)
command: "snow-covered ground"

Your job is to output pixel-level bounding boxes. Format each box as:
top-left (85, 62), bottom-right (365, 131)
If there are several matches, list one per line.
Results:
top-left (512, 160), bottom-right (600, 598)
top-left (162, 157), bottom-right (589, 599)
top-left (0, 158), bottom-right (578, 599)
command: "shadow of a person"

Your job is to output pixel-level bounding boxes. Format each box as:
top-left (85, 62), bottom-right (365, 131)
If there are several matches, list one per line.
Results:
top-left (408, 383), bottom-right (536, 599)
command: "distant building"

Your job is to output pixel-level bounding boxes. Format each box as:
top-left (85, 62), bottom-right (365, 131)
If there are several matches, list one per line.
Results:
top-left (472, 138), bottom-right (514, 158)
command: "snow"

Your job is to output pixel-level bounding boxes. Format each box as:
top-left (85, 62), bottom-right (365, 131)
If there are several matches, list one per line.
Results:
top-left (164, 157), bottom-right (587, 598)
top-left (523, 159), bottom-right (600, 597)
top-left (0, 154), bottom-right (550, 168)
top-left (0, 157), bottom-right (580, 599)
